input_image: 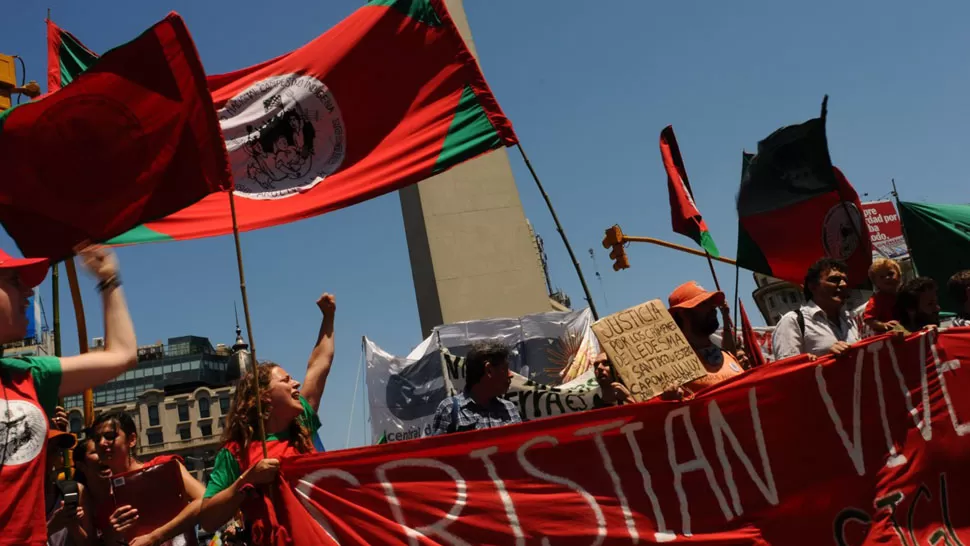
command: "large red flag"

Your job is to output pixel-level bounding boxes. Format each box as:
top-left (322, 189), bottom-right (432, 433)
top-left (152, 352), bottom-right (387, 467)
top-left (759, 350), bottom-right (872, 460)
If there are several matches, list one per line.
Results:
top-left (660, 125), bottom-right (719, 257)
top-left (0, 13), bottom-right (230, 260)
top-left (86, 0), bottom-right (518, 244)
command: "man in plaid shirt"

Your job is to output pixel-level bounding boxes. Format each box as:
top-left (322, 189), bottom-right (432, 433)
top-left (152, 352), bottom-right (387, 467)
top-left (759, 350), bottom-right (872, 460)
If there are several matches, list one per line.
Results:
top-left (431, 341), bottom-right (522, 435)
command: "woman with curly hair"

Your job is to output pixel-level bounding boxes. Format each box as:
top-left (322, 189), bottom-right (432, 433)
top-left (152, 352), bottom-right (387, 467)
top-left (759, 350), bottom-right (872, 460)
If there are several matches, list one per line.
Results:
top-left (198, 293), bottom-right (336, 540)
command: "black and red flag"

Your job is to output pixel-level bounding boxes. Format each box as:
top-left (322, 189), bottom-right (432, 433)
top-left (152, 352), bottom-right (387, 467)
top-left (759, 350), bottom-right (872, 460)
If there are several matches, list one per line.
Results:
top-left (736, 98), bottom-right (871, 286)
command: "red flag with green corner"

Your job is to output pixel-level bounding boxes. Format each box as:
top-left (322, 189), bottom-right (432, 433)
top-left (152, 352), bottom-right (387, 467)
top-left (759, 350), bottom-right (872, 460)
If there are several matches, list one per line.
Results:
top-left (736, 114), bottom-right (871, 286)
top-left (47, 18), bottom-right (98, 92)
top-left (660, 125), bottom-right (719, 257)
top-left (0, 13), bottom-right (231, 261)
top-left (47, 0), bottom-right (517, 244)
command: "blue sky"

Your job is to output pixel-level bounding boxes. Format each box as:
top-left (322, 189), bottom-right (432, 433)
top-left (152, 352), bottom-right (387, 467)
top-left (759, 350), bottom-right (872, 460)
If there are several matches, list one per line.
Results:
top-left (4, 0), bottom-right (970, 450)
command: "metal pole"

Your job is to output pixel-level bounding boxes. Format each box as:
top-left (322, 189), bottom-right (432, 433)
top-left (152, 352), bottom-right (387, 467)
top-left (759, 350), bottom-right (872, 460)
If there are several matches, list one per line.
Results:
top-left (891, 178), bottom-right (919, 277)
top-left (516, 144), bottom-right (599, 320)
top-left (227, 190), bottom-right (269, 459)
top-left (621, 235), bottom-right (738, 265)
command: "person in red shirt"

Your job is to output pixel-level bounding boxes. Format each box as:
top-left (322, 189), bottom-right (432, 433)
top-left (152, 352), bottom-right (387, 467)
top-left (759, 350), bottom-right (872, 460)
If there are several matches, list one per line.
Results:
top-left (863, 258), bottom-right (903, 336)
top-left (90, 411), bottom-right (205, 546)
top-left (0, 246), bottom-right (137, 546)
top-left (198, 292), bottom-right (336, 544)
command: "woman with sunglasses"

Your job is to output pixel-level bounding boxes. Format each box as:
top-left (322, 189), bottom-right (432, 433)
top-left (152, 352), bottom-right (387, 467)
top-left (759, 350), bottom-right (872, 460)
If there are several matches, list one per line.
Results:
top-left (198, 293), bottom-right (336, 543)
top-left (90, 411), bottom-right (205, 546)
top-left (0, 246), bottom-right (137, 546)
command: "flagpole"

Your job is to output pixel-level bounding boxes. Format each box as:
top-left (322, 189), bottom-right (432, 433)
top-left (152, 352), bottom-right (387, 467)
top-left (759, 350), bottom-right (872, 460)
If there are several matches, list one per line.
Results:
top-left (700, 252), bottom-right (738, 354)
top-left (516, 144), bottom-right (599, 320)
top-left (820, 95), bottom-right (875, 264)
top-left (227, 190), bottom-right (269, 459)
top-left (64, 258), bottom-right (94, 427)
top-left (891, 178), bottom-right (920, 277)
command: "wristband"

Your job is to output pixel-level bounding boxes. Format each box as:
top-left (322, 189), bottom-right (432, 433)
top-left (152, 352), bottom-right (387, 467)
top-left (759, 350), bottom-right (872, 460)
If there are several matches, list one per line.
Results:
top-left (97, 275), bottom-right (122, 293)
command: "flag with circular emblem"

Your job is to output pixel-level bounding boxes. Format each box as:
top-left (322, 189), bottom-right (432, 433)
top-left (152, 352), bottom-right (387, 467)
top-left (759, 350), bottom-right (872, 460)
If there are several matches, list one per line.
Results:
top-left (87, 0), bottom-right (516, 244)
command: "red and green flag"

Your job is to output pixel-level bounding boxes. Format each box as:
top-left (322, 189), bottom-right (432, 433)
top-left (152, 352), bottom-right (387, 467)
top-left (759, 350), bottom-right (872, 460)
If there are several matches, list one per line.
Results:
top-left (660, 126), bottom-right (719, 257)
top-left (48, 0), bottom-right (516, 244)
top-left (736, 109), bottom-right (871, 286)
top-left (47, 18), bottom-right (98, 91)
top-left (0, 13), bottom-right (230, 260)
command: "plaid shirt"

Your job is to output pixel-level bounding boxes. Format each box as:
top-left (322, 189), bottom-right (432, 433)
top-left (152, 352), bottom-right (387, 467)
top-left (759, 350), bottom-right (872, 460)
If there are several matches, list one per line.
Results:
top-left (431, 391), bottom-right (522, 436)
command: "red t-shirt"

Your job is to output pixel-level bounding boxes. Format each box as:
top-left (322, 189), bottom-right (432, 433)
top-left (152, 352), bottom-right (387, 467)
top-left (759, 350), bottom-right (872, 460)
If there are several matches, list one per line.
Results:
top-left (863, 291), bottom-right (896, 323)
top-left (0, 356), bottom-right (61, 546)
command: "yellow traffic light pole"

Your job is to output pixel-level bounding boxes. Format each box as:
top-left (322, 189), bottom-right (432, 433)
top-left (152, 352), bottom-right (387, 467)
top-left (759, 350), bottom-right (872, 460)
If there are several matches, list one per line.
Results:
top-left (601, 224), bottom-right (737, 269)
top-left (623, 235), bottom-right (737, 266)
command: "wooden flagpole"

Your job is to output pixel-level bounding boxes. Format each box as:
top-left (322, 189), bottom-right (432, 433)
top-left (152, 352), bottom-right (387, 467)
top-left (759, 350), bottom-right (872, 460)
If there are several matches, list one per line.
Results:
top-left (64, 258), bottom-right (93, 427)
top-left (227, 190), bottom-right (269, 458)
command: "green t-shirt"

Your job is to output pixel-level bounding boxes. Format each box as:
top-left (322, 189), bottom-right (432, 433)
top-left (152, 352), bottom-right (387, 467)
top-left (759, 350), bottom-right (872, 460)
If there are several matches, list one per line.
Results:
top-left (1, 355), bottom-right (61, 416)
top-left (204, 395), bottom-right (322, 498)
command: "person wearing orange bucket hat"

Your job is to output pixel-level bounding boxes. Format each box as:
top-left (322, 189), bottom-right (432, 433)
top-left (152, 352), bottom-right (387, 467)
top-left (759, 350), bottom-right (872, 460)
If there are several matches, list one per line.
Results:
top-left (665, 281), bottom-right (748, 400)
top-left (0, 245), bottom-right (137, 546)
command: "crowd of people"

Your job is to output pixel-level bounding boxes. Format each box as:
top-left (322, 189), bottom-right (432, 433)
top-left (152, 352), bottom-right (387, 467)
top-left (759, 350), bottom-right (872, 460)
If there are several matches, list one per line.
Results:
top-left (430, 254), bottom-right (970, 435)
top-left (2, 244), bottom-right (966, 546)
top-left (0, 246), bottom-right (340, 545)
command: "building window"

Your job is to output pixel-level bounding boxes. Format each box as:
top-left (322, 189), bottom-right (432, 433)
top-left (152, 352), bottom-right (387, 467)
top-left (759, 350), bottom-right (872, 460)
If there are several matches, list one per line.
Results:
top-left (219, 397), bottom-right (230, 415)
top-left (147, 430), bottom-right (163, 445)
top-left (199, 397), bottom-right (210, 419)
top-left (179, 427), bottom-right (191, 441)
top-left (200, 423), bottom-right (212, 437)
top-left (148, 405), bottom-right (160, 427)
top-left (178, 403), bottom-right (189, 422)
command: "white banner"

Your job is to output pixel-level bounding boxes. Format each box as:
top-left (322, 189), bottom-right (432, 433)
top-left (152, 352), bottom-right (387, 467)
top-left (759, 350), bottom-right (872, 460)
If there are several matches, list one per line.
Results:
top-left (365, 308), bottom-right (600, 444)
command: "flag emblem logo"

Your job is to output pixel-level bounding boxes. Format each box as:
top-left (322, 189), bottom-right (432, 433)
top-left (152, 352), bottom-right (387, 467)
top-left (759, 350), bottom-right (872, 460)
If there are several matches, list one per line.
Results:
top-left (0, 400), bottom-right (47, 466)
top-left (822, 202), bottom-right (864, 260)
top-left (220, 74), bottom-right (346, 199)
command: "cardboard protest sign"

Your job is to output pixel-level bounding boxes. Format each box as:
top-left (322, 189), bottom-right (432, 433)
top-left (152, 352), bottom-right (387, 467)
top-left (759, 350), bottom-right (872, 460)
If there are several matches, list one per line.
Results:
top-left (591, 299), bottom-right (706, 400)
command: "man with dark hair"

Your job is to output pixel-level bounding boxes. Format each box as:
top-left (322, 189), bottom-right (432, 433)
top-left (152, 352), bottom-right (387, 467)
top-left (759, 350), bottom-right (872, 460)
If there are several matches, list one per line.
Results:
top-left (431, 341), bottom-right (521, 435)
top-left (773, 258), bottom-right (860, 360)
top-left (947, 270), bottom-right (970, 327)
top-left (895, 277), bottom-right (940, 333)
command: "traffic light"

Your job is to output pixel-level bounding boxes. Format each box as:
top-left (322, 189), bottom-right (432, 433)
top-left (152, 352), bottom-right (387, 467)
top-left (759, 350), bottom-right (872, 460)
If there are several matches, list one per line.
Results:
top-left (602, 225), bottom-right (630, 271)
top-left (0, 54), bottom-right (15, 111)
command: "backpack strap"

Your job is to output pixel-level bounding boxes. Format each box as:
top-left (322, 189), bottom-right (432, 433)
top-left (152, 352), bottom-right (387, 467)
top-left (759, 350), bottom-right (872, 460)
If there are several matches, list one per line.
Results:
top-left (796, 309), bottom-right (806, 339)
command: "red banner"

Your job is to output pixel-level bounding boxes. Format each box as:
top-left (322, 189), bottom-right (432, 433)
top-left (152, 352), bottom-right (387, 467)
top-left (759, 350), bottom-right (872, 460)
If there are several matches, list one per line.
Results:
top-left (281, 330), bottom-right (970, 545)
top-left (862, 200), bottom-right (909, 259)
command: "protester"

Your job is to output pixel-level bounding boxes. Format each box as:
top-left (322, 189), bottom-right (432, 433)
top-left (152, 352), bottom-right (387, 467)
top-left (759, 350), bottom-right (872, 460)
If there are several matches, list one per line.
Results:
top-left (90, 410), bottom-right (205, 546)
top-left (665, 281), bottom-right (747, 400)
top-left (591, 352), bottom-right (632, 408)
top-left (430, 341), bottom-right (521, 435)
top-left (773, 258), bottom-right (860, 360)
top-left (45, 409), bottom-right (95, 546)
top-left (946, 270), bottom-right (970, 327)
top-left (1, 245), bottom-right (137, 545)
top-left (862, 258), bottom-right (903, 335)
top-left (894, 277), bottom-right (941, 333)
top-left (198, 293), bottom-right (336, 539)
